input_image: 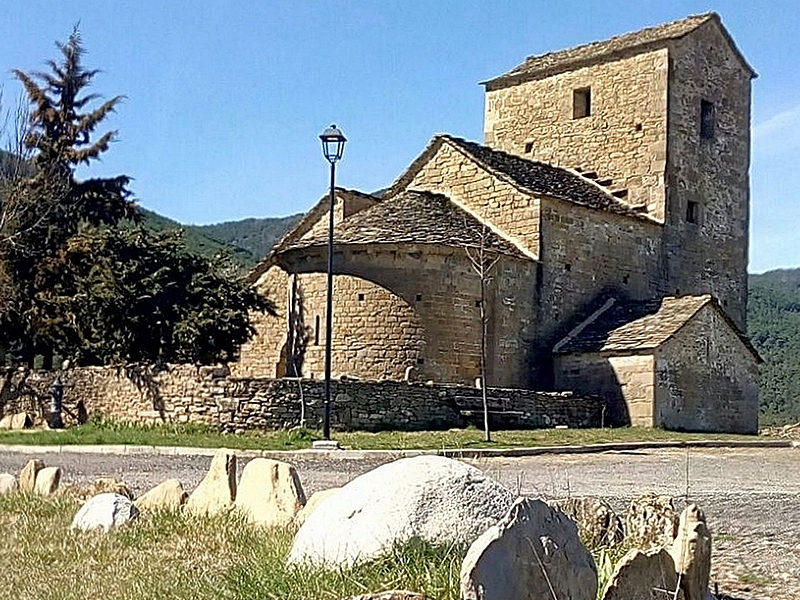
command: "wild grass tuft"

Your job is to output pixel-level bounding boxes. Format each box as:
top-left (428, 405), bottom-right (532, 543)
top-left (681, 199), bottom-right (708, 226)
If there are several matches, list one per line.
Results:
top-left (0, 493), bottom-right (462, 600)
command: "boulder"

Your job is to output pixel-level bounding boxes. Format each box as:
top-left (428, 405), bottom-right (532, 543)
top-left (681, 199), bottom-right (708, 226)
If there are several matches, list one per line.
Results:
top-left (625, 493), bottom-right (678, 550)
top-left (34, 466), bottom-right (61, 496)
top-left (71, 493), bottom-right (139, 532)
top-left (342, 593), bottom-right (430, 600)
top-left (135, 478), bottom-right (188, 512)
top-left (288, 455), bottom-right (514, 567)
top-left (0, 473), bottom-right (18, 495)
top-left (552, 497), bottom-right (624, 548)
top-left (89, 477), bottom-right (134, 500)
top-left (294, 487), bottom-right (340, 527)
top-left (601, 548), bottom-right (684, 600)
top-left (0, 412), bottom-right (31, 430)
top-left (19, 459), bottom-right (45, 493)
top-left (671, 504), bottom-right (712, 600)
top-left (460, 497), bottom-right (597, 600)
top-left (185, 448), bottom-right (237, 516)
top-left (235, 458), bottom-right (306, 527)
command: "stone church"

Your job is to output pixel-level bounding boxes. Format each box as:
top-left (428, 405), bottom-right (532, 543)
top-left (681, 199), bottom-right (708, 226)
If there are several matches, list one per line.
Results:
top-left (235, 13), bottom-right (761, 433)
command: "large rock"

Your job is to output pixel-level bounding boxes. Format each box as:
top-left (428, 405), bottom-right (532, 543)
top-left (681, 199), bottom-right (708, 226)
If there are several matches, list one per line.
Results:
top-left (288, 455), bottom-right (514, 567)
top-left (235, 458), bottom-right (306, 527)
top-left (71, 493), bottom-right (139, 532)
top-left (601, 548), bottom-right (684, 600)
top-left (185, 448), bottom-right (237, 516)
top-left (0, 473), bottom-right (18, 495)
top-left (625, 493), bottom-right (678, 550)
top-left (671, 504), bottom-right (712, 600)
top-left (19, 459), bottom-right (45, 493)
top-left (34, 466), bottom-right (61, 496)
top-left (89, 478), bottom-right (133, 499)
top-left (135, 478), bottom-right (188, 512)
top-left (0, 412), bottom-right (31, 430)
top-left (553, 497), bottom-right (624, 548)
top-left (460, 497), bottom-right (597, 600)
top-left (294, 487), bottom-right (340, 527)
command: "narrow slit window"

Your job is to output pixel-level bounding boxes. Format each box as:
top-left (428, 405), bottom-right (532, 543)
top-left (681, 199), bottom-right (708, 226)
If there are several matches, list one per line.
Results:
top-left (524, 141), bottom-right (534, 153)
top-left (686, 201), bottom-right (700, 224)
top-left (314, 315), bottom-right (320, 345)
top-left (573, 87), bottom-right (591, 119)
top-left (700, 100), bottom-right (715, 140)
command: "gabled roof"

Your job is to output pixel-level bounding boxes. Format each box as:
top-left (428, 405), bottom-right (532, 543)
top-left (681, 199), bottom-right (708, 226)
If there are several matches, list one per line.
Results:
top-left (484, 13), bottom-right (755, 90)
top-left (553, 294), bottom-right (762, 362)
top-left (249, 187), bottom-right (381, 282)
top-left (390, 134), bottom-right (650, 220)
top-left (278, 189), bottom-right (530, 260)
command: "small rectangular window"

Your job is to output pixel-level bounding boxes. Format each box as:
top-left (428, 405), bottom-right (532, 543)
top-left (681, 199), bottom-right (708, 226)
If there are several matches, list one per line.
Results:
top-left (686, 201), bottom-right (700, 224)
top-left (357, 293), bottom-right (365, 301)
top-left (573, 88), bottom-right (591, 119)
top-left (700, 100), bottom-right (715, 140)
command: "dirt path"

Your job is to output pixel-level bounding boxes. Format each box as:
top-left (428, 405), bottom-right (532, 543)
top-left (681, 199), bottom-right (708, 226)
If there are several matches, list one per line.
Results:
top-left (0, 446), bottom-right (797, 599)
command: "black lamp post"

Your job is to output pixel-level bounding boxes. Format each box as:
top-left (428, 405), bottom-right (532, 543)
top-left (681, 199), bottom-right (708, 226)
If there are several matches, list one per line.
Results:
top-left (319, 124), bottom-right (346, 441)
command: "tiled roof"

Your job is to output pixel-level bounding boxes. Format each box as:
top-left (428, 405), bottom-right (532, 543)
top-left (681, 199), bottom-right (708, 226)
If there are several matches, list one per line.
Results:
top-left (554, 294), bottom-right (760, 360)
top-left (484, 13), bottom-right (753, 90)
top-left (441, 135), bottom-right (646, 218)
top-left (279, 189), bottom-right (529, 259)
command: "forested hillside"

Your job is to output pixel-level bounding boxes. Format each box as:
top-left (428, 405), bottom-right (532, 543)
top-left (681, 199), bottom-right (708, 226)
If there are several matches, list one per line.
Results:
top-left (138, 209), bottom-right (300, 269)
top-left (748, 268), bottom-right (800, 425)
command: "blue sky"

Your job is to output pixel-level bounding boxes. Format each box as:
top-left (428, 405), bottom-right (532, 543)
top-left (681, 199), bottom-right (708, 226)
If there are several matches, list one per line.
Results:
top-left (1, 1), bottom-right (798, 272)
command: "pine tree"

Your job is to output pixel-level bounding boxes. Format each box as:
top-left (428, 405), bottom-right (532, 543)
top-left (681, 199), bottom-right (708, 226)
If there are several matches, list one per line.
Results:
top-left (1, 29), bottom-right (137, 365)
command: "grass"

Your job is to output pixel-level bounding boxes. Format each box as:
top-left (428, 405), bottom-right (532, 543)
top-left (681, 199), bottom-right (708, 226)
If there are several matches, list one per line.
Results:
top-left (0, 493), bottom-right (463, 600)
top-left (0, 418), bottom-right (757, 452)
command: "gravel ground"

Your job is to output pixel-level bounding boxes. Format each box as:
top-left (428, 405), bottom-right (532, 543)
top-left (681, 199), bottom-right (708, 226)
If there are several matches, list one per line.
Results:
top-left (0, 446), bottom-right (797, 600)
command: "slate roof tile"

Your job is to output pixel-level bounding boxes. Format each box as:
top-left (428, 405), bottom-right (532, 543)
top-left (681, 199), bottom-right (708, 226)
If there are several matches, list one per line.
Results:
top-left (484, 14), bottom-right (717, 89)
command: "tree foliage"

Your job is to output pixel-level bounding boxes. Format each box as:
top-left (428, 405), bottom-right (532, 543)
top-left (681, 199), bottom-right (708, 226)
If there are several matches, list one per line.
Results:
top-left (748, 269), bottom-right (800, 425)
top-left (0, 30), bottom-right (273, 367)
top-left (35, 227), bottom-right (274, 365)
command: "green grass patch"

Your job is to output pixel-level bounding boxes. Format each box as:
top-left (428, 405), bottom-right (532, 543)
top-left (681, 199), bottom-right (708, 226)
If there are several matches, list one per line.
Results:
top-left (0, 493), bottom-right (461, 600)
top-left (0, 417), bottom-right (756, 452)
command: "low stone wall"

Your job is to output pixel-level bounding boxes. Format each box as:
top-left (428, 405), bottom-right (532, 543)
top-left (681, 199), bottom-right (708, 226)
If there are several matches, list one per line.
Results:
top-left (0, 365), bottom-right (606, 432)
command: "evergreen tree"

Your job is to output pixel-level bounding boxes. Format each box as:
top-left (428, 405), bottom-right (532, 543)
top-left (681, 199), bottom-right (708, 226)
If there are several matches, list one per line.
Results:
top-left (1, 30), bottom-right (136, 364)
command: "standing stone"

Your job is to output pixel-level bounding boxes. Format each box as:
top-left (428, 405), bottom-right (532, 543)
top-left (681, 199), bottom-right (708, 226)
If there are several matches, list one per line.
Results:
top-left (460, 497), bottom-right (597, 600)
top-left (0, 412), bottom-right (31, 429)
top-left (34, 466), bottom-right (61, 496)
top-left (185, 448), bottom-right (236, 516)
top-left (601, 548), bottom-right (684, 600)
top-left (289, 455), bottom-right (514, 567)
top-left (670, 504), bottom-right (712, 600)
top-left (235, 458), bottom-right (306, 527)
top-left (625, 493), bottom-right (678, 550)
top-left (0, 473), bottom-right (18, 495)
top-left (552, 497), bottom-right (624, 548)
top-left (294, 487), bottom-right (340, 527)
top-left (19, 459), bottom-right (45, 493)
top-left (71, 493), bottom-right (139, 532)
top-left (135, 478), bottom-right (188, 512)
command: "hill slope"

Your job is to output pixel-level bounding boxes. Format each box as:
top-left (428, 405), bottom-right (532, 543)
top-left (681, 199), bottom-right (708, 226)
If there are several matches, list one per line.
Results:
top-left (748, 269), bottom-right (800, 425)
top-left (137, 209), bottom-right (301, 269)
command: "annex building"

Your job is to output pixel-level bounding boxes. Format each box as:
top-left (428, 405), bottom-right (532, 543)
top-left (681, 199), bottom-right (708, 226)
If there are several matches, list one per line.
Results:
top-left (235, 13), bottom-right (761, 433)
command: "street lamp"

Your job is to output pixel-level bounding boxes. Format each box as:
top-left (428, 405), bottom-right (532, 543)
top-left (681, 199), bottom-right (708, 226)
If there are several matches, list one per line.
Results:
top-left (319, 124), bottom-right (346, 441)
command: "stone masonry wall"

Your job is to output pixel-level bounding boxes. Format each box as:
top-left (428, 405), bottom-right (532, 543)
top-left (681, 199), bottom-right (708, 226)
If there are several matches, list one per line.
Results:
top-left (554, 353), bottom-right (655, 427)
top-left (656, 305), bottom-right (758, 433)
top-left (0, 365), bottom-right (605, 432)
top-left (408, 140), bottom-right (541, 259)
top-left (662, 21), bottom-right (752, 329)
top-left (235, 266), bottom-right (426, 382)
top-left (484, 49), bottom-right (669, 218)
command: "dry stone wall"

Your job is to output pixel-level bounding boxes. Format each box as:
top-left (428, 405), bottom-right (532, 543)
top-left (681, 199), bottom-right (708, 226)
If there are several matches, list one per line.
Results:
top-left (0, 365), bottom-right (605, 432)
